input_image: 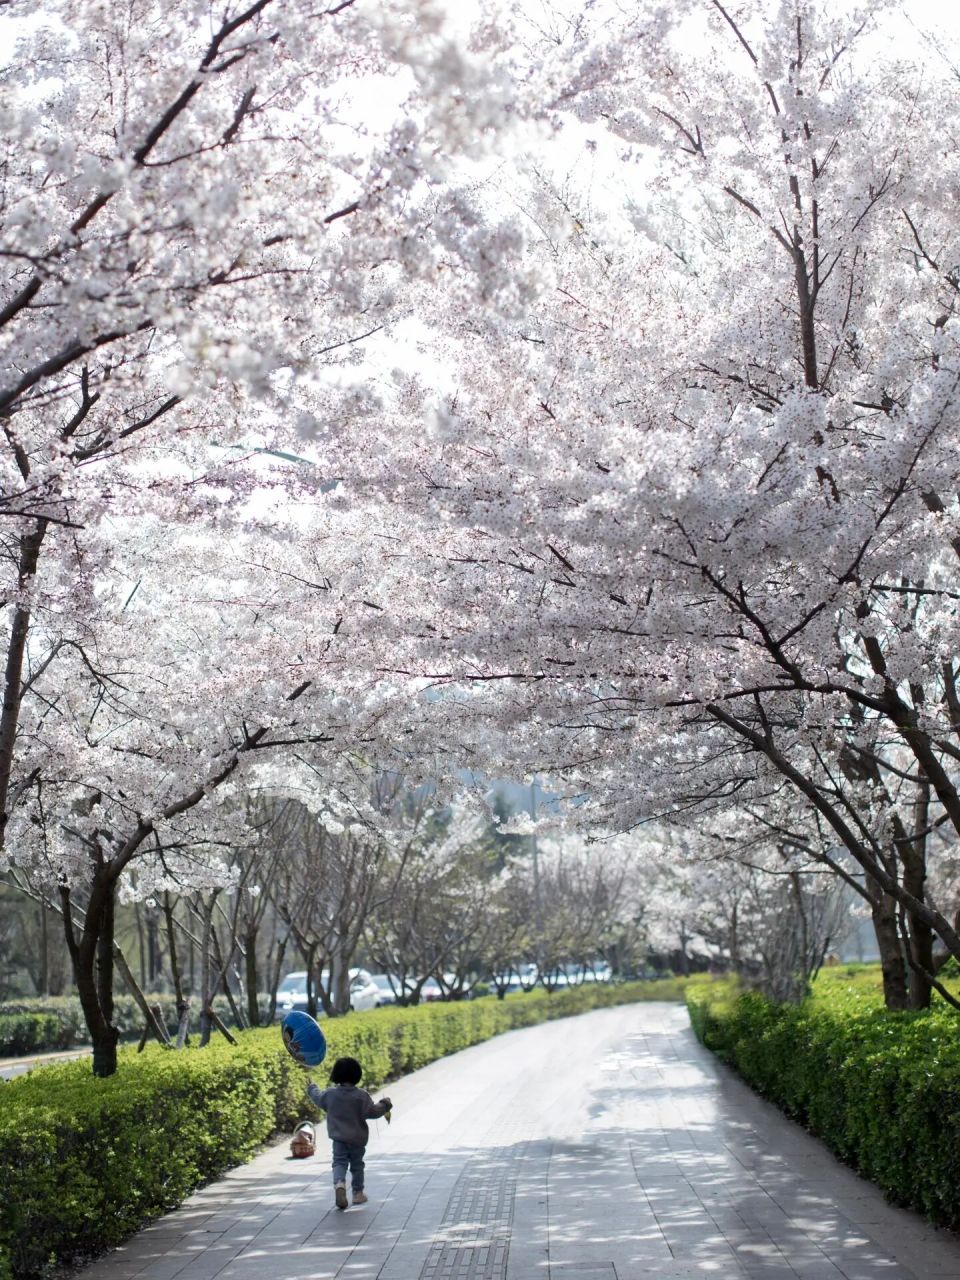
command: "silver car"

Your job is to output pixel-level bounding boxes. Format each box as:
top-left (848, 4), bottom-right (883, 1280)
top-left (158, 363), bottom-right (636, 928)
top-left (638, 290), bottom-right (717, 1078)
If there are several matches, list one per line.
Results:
top-left (278, 968), bottom-right (380, 1014)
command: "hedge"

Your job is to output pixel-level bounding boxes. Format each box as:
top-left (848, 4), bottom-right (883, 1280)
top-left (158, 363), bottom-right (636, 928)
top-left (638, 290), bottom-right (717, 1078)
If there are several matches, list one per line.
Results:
top-left (686, 974), bottom-right (960, 1227)
top-left (0, 1015), bottom-right (71, 1057)
top-left (0, 978), bottom-right (684, 1280)
top-left (0, 996), bottom-right (275, 1055)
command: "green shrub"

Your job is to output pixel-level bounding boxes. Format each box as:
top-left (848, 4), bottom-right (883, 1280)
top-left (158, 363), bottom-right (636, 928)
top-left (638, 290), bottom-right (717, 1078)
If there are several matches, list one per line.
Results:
top-left (0, 1015), bottom-right (71, 1056)
top-left (686, 974), bottom-right (960, 1227)
top-left (0, 995), bottom-right (277, 1056)
top-left (0, 978), bottom-right (693, 1058)
top-left (0, 1000), bottom-right (88, 1052)
top-left (0, 978), bottom-right (681, 1279)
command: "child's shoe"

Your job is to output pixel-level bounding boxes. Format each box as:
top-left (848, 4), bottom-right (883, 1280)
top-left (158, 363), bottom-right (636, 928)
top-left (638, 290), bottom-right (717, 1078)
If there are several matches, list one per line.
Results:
top-left (335, 1182), bottom-right (348, 1211)
top-left (353, 1190), bottom-right (368, 1205)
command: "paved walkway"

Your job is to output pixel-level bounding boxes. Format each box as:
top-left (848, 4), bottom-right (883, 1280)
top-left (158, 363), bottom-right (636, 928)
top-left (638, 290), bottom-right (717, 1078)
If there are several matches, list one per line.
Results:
top-left (1, 1048), bottom-right (82, 1080)
top-left (81, 1003), bottom-right (960, 1280)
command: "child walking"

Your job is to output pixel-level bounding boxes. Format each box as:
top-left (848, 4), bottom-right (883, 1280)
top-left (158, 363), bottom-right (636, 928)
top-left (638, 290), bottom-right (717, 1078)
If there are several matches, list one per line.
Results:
top-left (307, 1056), bottom-right (392, 1211)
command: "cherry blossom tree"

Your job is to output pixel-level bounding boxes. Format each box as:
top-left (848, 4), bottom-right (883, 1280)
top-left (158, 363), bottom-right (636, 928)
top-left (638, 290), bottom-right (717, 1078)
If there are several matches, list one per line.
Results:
top-left (0, 0), bottom-right (540, 1073)
top-left (12, 0), bottom-right (960, 1062)
top-left (316, 1), bottom-right (960, 1006)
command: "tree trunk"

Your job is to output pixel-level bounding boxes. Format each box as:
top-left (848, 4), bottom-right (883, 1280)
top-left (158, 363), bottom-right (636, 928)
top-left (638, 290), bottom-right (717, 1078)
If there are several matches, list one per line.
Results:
top-left (210, 926), bottom-right (246, 1029)
top-left (176, 1006), bottom-right (191, 1049)
top-left (331, 951), bottom-right (351, 1015)
top-left (38, 893), bottom-right (49, 995)
top-left (199, 896), bottom-right (214, 1046)
top-left (729, 901), bottom-right (741, 976)
top-left (136, 902), bottom-right (147, 987)
top-left (906, 917), bottom-right (935, 1009)
top-left (163, 893), bottom-right (190, 1041)
top-left (901, 846), bottom-right (934, 1010)
top-left (267, 932), bottom-right (288, 1024)
top-left (113, 943), bottom-right (171, 1047)
top-left (244, 928), bottom-right (260, 1027)
top-left (66, 880), bottom-right (121, 1077)
top-left (0, 522), bottom-right (48, 853)
top-left (96, 881), bottom-right (115, 1028)
top-left (304, 942), bottom-right (319, 1018)
top-left (677, 920), bottom-right (691, 977)
top-left (147, 908), bottom-right (160, 985)
top-left (868, 876), bottom-right (908, 1010)
top-left (73, 950), bottom-right (121, 1077)
top-left (90, 1015), bottom-right (121, 1076)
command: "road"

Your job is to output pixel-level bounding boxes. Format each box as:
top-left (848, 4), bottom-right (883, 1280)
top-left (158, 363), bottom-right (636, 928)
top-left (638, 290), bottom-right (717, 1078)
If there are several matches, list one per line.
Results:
top-left (77, 1002), bottom-right (960, 1280)
top-left (0, 1047), bottom-right (84, 1080)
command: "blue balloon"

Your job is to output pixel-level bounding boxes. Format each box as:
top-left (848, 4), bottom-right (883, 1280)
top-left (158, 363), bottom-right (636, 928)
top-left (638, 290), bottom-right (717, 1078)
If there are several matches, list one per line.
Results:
top-left (281, 1010), bottom-right (327, 1068)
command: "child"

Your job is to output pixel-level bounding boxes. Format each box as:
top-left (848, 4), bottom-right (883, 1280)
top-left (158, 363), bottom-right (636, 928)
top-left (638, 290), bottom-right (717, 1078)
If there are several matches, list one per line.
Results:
top-left (307, 1056), bottom-right (392, 1210)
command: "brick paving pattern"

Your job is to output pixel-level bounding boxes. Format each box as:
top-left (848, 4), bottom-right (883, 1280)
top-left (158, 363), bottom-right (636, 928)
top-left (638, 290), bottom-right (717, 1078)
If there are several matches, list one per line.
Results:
top-left (419, 1147), bottom-right (519, 1280)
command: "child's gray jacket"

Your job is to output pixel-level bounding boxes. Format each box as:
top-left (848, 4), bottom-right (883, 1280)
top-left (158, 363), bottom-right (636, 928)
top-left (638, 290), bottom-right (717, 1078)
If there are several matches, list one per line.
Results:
top-left (307, 1082), bottom-right (389, 1145)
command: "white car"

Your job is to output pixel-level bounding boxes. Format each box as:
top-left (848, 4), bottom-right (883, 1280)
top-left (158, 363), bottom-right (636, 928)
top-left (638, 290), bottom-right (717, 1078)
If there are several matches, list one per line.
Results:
top-left (278, 967), bottom-right (380, 1014)
top-left (491, 971), bottom-right (523, 994)
top-left (370, 973), bottom-right (399, 1006)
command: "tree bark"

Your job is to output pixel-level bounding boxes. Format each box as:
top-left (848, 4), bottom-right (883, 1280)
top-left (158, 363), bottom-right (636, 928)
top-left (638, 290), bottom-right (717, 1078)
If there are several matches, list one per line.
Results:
top-left (199, 896), bottom-right (214, 1046)
top-left (303, 941), bottom-right (319, 1018)
top-left (38, 892), bottom-right (49, 995)
top-left (63, 876), bottom-right (121, 1078)
top-left (210, 926), bottom-right (246, 1029)
top-left (96, 879), bottom-right (115, 1028)
top-left (163, 893), bottom-right (190, 1033)
top-left (266, 932), bottom-right (288, 1024)
top-left (0, 521), bottom-right (47, 851)
top-left (136, 902), bottom-right (147, 987)
top-left (901, 845), bottom-right (934, 1009)
top-left (868, 875), bottom-right (908, 1010)
top-left (331, 950), bottom-right (351, 1015)
top-left (113, 942), bottom-right (171, 1046)
top-left (244, 927), bottom-right (261, 1027)
top-left (147, 907), bottom-right (160, 985)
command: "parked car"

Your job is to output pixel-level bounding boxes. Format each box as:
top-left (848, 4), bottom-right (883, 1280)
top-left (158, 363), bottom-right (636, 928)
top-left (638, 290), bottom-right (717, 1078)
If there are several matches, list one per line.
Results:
top-left (441, 972), bottom-right (474, 999)
top-left (419, 977), bottom-right (444, 1002)
top-left (566, 961), bottom-right (612, 984)
top-left (277, 968), bottom-right (380, 1014)
top-left (491, 970), bottom-right (523, 994)
top-left (540, 966), bottom-right (569, 989)
top-left (370, 973), bottom-right (398, 1006)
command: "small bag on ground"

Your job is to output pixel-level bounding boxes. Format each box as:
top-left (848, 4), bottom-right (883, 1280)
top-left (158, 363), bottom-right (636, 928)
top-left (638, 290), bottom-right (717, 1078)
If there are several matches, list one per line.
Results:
top-left (290, 1120), bottom-right (316, 1159)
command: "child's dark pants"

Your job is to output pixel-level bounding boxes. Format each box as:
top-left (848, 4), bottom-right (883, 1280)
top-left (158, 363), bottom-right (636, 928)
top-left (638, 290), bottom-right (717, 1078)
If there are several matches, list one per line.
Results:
top-left (332, 1139), bottom-right (365, 1191)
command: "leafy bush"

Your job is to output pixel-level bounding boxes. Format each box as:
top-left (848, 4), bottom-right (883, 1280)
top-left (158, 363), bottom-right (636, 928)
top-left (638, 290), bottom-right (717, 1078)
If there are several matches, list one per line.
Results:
top-left (0, 978), bottom-right (691, 1058)
top-left (0, 978), bottom-right (681, 1280)
top-left (0, 995), bottom-right (276, 1055)
top-left (0, 1000), bottom-right (88, 1052)
top-left (0, 1015), bottom-right (71, 1057)
top-left (686, 973), bottom-right (960, 1227)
